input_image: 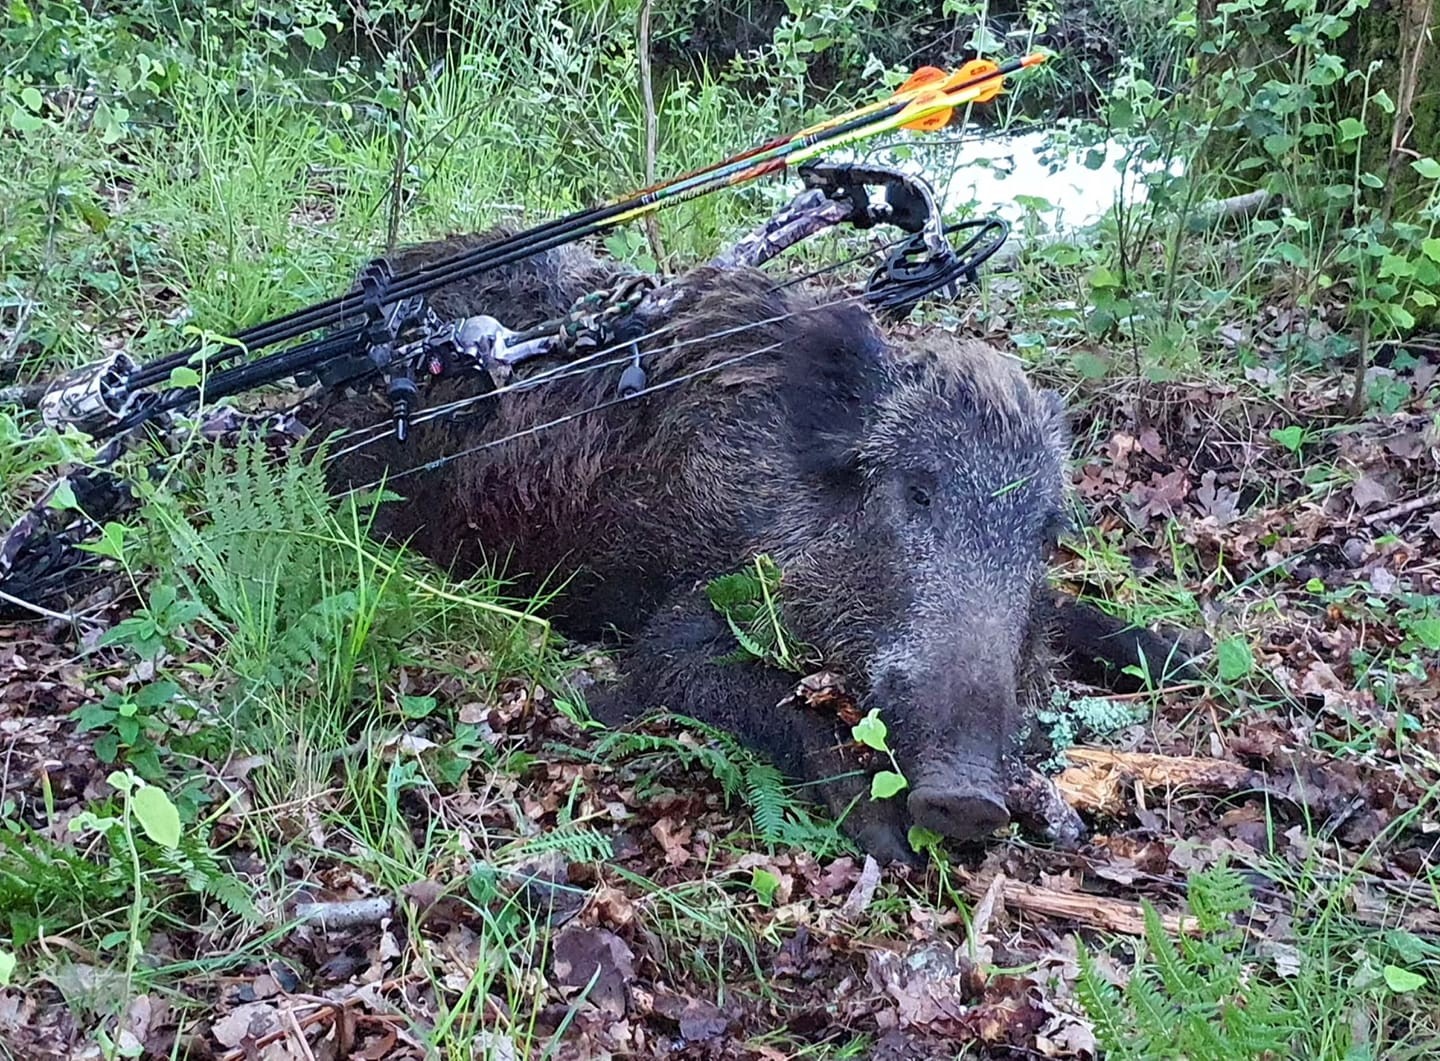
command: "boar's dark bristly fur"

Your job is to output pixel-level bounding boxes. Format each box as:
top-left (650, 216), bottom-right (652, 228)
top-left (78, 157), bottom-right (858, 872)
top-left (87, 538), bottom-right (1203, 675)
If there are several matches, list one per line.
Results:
top-left (314, 230), bottom-right (1189, 863)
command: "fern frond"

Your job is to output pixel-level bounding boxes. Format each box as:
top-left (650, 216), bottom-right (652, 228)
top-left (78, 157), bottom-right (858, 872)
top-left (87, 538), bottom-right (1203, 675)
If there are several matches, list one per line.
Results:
top-left (705, 569), bottom-right (764, 611)
top-left (1145, 898), bottom-right (1205, 999)
top-left (744, 762), bottom-right (788, 843)
top-left (1075, 940), bottom-right (1136, 1059)
top-left (1187, 859), bottom-right (1250, 934)
top-left (1075, 865), bottom-right (1299, 1061)
top-left (178, 835), bottom-right (261, 922)
top-left (502, 824), bottom-right (613, 863)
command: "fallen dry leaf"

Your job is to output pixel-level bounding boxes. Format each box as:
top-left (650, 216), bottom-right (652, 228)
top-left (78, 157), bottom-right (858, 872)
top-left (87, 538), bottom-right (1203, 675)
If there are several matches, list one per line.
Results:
top-left (551, 926), bottom-right (634, 1019)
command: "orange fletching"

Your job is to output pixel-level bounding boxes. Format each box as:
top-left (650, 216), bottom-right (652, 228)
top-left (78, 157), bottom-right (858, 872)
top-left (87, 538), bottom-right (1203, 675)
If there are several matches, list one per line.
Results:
top-left (897, 66), bottom-right (948, 94)
top-left (901, 107), bottom-right (954, 132)
top-left (894, 53), bottom-right (1043, 132)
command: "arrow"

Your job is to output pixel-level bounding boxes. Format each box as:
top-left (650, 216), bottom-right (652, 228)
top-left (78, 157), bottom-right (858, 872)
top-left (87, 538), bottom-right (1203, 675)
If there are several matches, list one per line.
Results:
top-left (132, 52), bottom-right (1048, 390)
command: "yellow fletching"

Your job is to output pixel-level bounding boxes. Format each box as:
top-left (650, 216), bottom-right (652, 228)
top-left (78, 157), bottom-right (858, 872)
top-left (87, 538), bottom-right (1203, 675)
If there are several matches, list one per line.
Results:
top-left (949, 59), bottom-right (1004, 102)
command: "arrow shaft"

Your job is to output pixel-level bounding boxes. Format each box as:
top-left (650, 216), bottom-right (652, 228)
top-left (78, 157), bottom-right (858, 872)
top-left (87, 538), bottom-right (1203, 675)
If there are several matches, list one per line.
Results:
top-left (132, 53), bottom-right (1045, 386)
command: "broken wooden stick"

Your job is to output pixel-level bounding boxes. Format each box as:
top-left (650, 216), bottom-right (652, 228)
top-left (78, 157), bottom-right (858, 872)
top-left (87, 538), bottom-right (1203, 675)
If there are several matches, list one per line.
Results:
top-left (1054, 747), bottom-right (1263, 816)
top-left (1053, 745), bottom-right (1372, 828)
top-left (960, 871), bottom-right (1197, 936)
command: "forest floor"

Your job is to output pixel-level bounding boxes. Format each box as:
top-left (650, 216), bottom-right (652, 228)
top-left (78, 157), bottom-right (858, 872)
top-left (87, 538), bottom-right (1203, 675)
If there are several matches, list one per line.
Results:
top-left (3, 247), bottom-right (1440, 1058)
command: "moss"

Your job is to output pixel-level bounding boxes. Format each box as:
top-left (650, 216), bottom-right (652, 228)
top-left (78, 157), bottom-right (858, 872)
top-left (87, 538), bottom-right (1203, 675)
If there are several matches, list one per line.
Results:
top-left (1035, 687), bottom-right (1148, 773)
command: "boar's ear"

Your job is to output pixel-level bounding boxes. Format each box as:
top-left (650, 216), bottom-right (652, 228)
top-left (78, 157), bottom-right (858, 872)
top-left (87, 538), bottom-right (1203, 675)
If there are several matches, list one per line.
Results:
top-left (1035, 388), bottom-right (1072, 458)
top-left (783, 308), bottom-right (888, 482)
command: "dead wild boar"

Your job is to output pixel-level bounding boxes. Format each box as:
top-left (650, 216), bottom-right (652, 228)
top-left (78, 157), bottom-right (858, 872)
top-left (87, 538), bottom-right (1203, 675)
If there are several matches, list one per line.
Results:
top-left (314, 231), bottom-right (1193, 863)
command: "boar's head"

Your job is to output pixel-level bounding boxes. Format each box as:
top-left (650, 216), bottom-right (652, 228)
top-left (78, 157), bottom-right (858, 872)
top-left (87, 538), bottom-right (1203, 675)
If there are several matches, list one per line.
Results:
top-left (776, 323), bottom-right (1070, 853)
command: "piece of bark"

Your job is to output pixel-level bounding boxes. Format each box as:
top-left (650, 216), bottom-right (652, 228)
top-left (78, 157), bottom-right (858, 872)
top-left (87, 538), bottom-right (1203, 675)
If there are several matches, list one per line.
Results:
top-left (1054, 747), bottom-right (1263, 815)
top-left (1007, 769), bottom-right (1086, 846)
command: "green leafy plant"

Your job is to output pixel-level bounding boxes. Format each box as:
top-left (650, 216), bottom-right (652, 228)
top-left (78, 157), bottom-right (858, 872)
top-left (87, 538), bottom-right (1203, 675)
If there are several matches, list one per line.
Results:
top-left (1268, 424), bottom-right (1312, 455)
top-left (72, 679), bottom-right (182, 779)
top-left (1077, 861), bottom-right (1300, 1058)
top-left (705, 554), bottom-right (818, 672)
top-left (1214, 636), bottom-right (1256, 683)
top-left (851, 708), bottom-right (908, 800)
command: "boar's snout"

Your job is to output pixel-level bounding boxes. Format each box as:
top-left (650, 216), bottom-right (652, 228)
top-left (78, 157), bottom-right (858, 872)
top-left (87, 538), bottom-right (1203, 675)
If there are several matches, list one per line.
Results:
top-left (907, 783), bottom-right (1010, 842)
top-left (870, 650), bottom-right (1021, 844)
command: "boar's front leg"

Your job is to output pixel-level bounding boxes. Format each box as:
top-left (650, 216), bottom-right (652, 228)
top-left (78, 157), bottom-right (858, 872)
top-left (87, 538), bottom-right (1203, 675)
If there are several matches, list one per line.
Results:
top-left (1049, 592), bottom-right (1210, 691)
top-left (585, 589), bottom-right (919, 866)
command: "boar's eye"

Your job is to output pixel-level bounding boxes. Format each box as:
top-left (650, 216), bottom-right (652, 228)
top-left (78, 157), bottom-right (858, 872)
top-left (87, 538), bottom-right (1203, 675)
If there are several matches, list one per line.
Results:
top-left (907, 484), bottom-right (932, 509)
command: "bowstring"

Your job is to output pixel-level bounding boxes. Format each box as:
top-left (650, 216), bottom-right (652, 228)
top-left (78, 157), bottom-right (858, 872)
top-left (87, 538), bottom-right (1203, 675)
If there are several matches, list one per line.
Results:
top-left (337, 337), bottom-right (791, 499)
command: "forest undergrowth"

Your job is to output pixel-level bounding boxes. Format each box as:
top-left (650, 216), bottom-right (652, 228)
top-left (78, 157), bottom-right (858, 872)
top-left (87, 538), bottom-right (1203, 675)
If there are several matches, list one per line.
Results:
top-left (2, 0), bottom-right (1439, 1057)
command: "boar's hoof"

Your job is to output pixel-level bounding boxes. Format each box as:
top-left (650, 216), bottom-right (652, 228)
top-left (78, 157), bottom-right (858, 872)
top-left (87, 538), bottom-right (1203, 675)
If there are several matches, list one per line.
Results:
top-left (851, 821), bottom-right (924, 868)
top-left (907, 788), bottom-right (1010, 843)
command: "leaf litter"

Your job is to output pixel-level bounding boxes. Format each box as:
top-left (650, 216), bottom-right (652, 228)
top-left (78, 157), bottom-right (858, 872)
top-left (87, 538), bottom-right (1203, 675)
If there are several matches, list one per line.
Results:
top-left (3, 341), bottom-right (1440, 1057)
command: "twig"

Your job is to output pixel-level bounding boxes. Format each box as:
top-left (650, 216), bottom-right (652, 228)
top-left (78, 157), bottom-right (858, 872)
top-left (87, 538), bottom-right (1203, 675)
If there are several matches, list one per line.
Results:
top-left (216, 1002), bottom-right (343, 1061)
top-left (960, 871), bottom-right (1197, 936)
top-left (1099, 681), bottom-right (1206, 702)
top-left (1364, 490), bottom-right (1440, 526)
top-left (285, 1007), bottom-right (318, 1061)
top-left (380, 14), bottom-right (424, 253)
top-left (0, 587), bottom-right (85, 625)
top-left (292, 897), bottom-right (393, 929)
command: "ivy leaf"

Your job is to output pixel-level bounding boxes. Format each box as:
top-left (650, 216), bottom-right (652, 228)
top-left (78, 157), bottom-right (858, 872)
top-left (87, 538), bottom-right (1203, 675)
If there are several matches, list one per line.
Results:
top-left (1384, 964), bottom-right (1426, 993)
top-left (167, 365), bottom-right (202, 389)
top-left (1412, 157), bottom-right (1440, 181)
top-left (49, 480), bottom-right (78, 512)
top-left (907, 825), bottom-right (944, 853)
top-left (1421, 238), bottom-right (1440, 263)
top-left (1088, 265), bottom-right (1122, 290)
top-left (132, 785), bottom-right (182, 849)
top-left (750, 867), bottom-right (780, 906)
top-left (399, 694), bottom-right (437, 719)
top-left (1337, 117), bottom-right (1366, 141)
top-left (79, 521), bottom-right (128, 561)
top-left (0, 949), bottom-right (14, 986)
top-left (870, 771), bottom-right (908, 800)
top-left (1269, 425), bottom-right (1305, 452)
top-left (1384, 304), bottom-right (1416, 330)
top-left (9, 108), bottom-right (45, 133)
top-left (1407, 617), bottom-right (1440, 651)
top-left (1216, 637), bottom-right (1254, 682)
top-left (851, 709), bottom-right (889, 752)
